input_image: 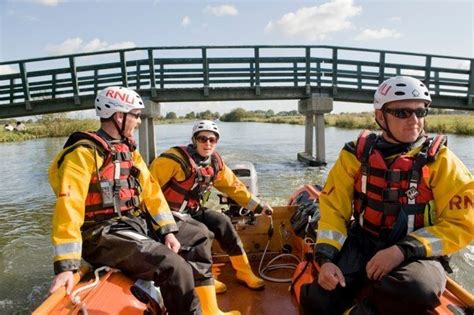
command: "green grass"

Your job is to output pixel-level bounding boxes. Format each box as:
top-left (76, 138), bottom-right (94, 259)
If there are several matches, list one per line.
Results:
top-left (243, 113), bottom-right (474, 136)
top-left (1, 116), bottom-right (99, 143)
top-left (2, 112), bottom-right (473, 143)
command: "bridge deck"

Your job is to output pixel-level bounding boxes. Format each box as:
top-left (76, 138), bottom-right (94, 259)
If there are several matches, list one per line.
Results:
top-left (0, 45), bottom-right (473, 118)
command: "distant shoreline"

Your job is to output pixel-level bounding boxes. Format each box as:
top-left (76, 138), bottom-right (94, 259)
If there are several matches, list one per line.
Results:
top-left (1, 112), bottom-right (473, 143)
top-left (239, 113), bottom-right (474, 136)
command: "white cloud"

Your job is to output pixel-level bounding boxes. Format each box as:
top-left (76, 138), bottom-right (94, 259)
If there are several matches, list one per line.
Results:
top-left (354, 28), bottom-right (401, 41)
top-left (182, 16), bottom-right (191, 27)
top-left (0, 65), bottom-right (17, 75)
top-left (34, 0), bottom-right (64, 7)
top-left (46, 38), bottom-right (136, 56)
top-left (265, 0), bottom-right (361, 41)
top-left (204, 4), bottom-right (238, 17)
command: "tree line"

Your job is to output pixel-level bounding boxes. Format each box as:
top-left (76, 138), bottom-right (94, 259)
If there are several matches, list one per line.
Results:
top-left (162, 108), bottom-right (300, 122)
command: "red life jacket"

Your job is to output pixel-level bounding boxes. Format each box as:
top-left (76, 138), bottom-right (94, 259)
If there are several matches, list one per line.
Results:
top-left (61, 131), bottom-right (142, 220)
top-left (353, 130), bottom-right (446, 239)
top-left (160, 146), bottom-right (223, 212)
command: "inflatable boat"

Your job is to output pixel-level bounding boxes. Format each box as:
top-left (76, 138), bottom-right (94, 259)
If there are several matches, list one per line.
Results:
top-left (34, 166), bottom-right (473, 314)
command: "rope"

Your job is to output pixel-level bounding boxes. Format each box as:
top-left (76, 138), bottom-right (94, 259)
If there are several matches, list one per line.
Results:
top-left (238, 206), bottom-right (251, 216)
top-left (69, 266), bottom-right (118, 314)
top-left (257, 215), bottom-right (301, 283)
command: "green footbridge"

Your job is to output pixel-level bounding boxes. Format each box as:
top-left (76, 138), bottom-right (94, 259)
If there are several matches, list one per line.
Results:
top-left (1, 45), bottom-right (472, 118)
top-left (1, 45), bottom-right (472, 164)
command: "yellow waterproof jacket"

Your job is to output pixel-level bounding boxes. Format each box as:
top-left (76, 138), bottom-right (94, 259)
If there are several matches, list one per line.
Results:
top-left (150, 147), bottom-right (263, 212)
top-left (49, 139), bottom-right (177, 273)
top-left (316, 141), bottom-right (474, 259)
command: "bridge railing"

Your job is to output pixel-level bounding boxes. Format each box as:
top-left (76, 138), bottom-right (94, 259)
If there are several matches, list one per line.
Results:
top-left (0, 45), bottom-right (472, 111)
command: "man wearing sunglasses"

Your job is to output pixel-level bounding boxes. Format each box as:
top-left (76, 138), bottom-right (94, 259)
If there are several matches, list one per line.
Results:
top-left (48, 86), bottom-right (202, 315)
top-left (150, 120), bottom-right (273, 315)
top-left (300, 76), bottom-right (473, 315)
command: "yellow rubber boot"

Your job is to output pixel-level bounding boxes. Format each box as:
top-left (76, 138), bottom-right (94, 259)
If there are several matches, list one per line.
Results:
top-left (214, 279), bottom-right (227, 294)
top-left (229, 254), bottom-right (265, 290)
top-left (195, 285), bottom-right (240, 315)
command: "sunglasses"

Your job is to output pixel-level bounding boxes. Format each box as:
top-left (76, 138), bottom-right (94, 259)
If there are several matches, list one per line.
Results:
top-left (383, 107), bottom-right (429, 119)
top-left (128, 112), bottom-right (142, 119)
top-left (196, 135), bottom-right (218, 144)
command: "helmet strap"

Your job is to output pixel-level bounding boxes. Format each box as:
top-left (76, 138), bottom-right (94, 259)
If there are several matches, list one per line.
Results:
top-left (111, 113), bottom-right (127, 140)
top-left (121, 114), bottom-right (127, 138)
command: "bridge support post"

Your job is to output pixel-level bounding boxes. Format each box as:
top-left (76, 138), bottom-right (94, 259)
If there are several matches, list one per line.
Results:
top-left (297, 96), bottom-right (333, 166)
top-left (139, 100), bottom-right (161, 164)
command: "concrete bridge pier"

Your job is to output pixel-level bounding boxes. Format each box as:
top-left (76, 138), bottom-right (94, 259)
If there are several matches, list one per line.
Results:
top-left (138, 99), bottom-right (161, 164)
top-left (297, 96), bottom-right (333, 166)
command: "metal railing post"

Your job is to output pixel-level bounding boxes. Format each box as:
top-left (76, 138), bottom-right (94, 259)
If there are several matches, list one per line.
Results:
top-left (120, 51), bottom-right (128, 87)
top-left (136, 61), bottom-right (141, 90)
top-left (332, 48), bottom-right (338, 95)
top-left (468, 60), bottom-right (474, 106)
top-left (19, 62), bottom-right (31, 110)
top-left (254, 47), bottom-right (261, 96)
top-left (250, 62), bottom-right (255, 87)
top-left (424, 56), bottom-right (432, 88)
top-left (202, 48), bottom-right (209, 96)
top-left (293, 62), bottom-right (298, 87)
top-left (305, 47), bottom-right (311, 94)
top-left (357, 64), bottom-right (362, 89)
top-left (148, 49), bottom-right (157, 97)
top-left (69, 57), bottom-right (80, 105)
top-left (94, 69), bottom-right (99, 95)
top-left (379, 52), bottom-right (386, 83)
top-left (9, 78), bottom-right (14, 104)
top-left (52, 74), bottom-right (57, 99)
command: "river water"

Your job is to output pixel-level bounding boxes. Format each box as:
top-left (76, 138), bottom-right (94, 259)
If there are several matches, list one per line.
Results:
top-left (0, 122), bottom-right (473, 313)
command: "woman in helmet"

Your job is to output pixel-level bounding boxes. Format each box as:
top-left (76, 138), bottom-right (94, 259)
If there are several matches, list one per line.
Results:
top-left (48, 86), bottom-right (202, 315)
top-left (299, 76), bottom-right (473, 314)
top-left (150, 120), bottom-right (273, 315)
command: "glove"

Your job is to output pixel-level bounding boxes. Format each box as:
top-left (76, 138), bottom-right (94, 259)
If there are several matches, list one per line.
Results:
top-left (261, 203), bottom-right (273, 216)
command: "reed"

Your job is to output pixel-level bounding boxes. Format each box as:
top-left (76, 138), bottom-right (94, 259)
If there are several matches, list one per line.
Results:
top-left (252, 113), bottom-right (474, 136)
top-left (1, 112), bottom-right (473, 143)
top-left (0, 114), bottom-right (98, 143)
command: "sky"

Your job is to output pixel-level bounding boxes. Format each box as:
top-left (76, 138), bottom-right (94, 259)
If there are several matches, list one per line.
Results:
top-left (1, 0), bottom-right (473, 116)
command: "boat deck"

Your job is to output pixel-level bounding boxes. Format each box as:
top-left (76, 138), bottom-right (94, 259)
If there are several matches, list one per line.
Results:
top-left (215, 261), bottom-right (299, 315)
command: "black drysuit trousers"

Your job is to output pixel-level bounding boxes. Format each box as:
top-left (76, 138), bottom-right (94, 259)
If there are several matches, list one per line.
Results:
top-left (299, 225), bottom-right (446, 315)
top-left (81, 216), bottom-right (202, 315)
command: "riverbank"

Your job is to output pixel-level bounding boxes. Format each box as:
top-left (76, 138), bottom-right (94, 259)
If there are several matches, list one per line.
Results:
top-left (1, 112), bottom-right (473, 143)
top-left (245, 113), bottom-right (474, 135)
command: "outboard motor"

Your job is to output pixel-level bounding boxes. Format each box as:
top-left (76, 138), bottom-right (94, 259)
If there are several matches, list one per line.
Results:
top-left (218, 161), bottom-right (259, 225)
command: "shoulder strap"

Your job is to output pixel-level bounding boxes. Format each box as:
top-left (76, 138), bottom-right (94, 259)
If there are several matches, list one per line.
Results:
top-left (63, 131), bottom-right (111, 151)
top-left (343, 141), bottom-right (356, 154)
top-left (210, 151), bottom-right (224, 174)
top-left (409, 134), bottom-right (446, 185)
top-left (355, 129), bottom-right (378, 163)
top-left (159, 146), bottom-right (194, 178)
top-left (57, 132), bottom-right (109, 169)
top-left (426, 135), bottom-right (447, 162)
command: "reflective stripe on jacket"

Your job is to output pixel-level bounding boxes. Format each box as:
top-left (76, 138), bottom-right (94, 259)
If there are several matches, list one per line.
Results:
top-left (49, 131), bottom-right (177, 273)
top-left (315, 131), bottom-right (474, 259)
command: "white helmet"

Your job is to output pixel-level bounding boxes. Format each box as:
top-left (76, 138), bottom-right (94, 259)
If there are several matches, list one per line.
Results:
top-left (95, 86), bottom-right (145, 119)
top-left (374, 76), bottom-right (432, 109)
top-left (192, 120), bottom-right (220, 138)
